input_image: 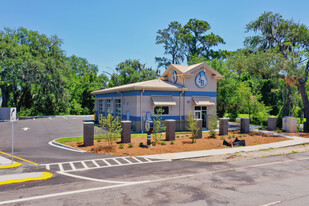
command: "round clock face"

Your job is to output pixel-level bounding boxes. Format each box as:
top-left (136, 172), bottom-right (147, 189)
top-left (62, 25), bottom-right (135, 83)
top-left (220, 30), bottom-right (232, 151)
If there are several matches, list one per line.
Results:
top-left (171, 70), bottom-right (177, 84)
top-left (195, 70), bottom-right (207, 88)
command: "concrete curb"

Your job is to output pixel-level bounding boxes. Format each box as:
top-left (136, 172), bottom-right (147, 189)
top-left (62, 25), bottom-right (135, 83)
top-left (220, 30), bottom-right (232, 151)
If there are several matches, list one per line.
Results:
top-left (140, 129), bottom-right (309, 160)
top-left (0, 172), bottom-right (53, 185)
top-left (49, 139), bottom-right (87, 153)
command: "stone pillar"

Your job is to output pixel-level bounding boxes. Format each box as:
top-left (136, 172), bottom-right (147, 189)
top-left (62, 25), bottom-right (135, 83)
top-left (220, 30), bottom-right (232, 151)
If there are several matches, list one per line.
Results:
top-left (165, 119), bottom-right (176, 141)
top-left (219, 117), bottom-right (229, 136)
top-left (241, 118), bottom-right (250, 134)
top-left (268, 117), bottom-right (277, 131)
top-left (83, 122), bottom-right (94, 146)
top-left (121, 121), bottom-right (131, 143)
top-left (282, 117), bottom-right (297, 133)
top-left (196, 119), bottom-right (203, 139)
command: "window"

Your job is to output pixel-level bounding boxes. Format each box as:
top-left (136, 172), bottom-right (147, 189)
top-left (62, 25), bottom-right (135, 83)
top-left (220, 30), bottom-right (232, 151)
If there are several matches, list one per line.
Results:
top-left (154, 106), bottom-right (169, 115)
top-left (99, 100), bottom-right (103, 112)
top-left (115, 99), bottom-right (121, 116)
top-left (106, 99), bottom-right (111, 113)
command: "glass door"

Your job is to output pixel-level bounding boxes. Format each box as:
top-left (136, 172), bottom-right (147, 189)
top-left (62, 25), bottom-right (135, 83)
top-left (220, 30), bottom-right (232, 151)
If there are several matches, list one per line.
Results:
top-left (194, 111), bottom-right (201, 119)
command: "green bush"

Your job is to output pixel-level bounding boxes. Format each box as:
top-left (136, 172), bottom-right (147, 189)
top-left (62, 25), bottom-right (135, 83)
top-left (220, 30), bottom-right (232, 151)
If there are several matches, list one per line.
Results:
top-left (128, 143), bottom-right (134, 148)
top-left (152, 142), bottom-right (157, 146)
top-left (139, 142), bottom-right (144, 147)
top-left (160, 141), bottom-right (166, 145)
top-left (119, 143), bottom-right (124, 149)
top-left (170, 141), bottom-right (174, 145)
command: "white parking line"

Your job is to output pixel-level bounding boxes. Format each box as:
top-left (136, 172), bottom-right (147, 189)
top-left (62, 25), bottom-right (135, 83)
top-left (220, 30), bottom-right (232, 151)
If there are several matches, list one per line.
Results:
top-left (260, 200), bottom-right (281, 206)
top-left (102, 159), bottom-right (112, 166)
top-left (132, 157), bottom-right (143, 163)
top-left (42, 157), bottom-right (171, 172)
top-left (58, 163), bottom-right (64, 172)
top-left (81, 161), bottom-right (89, 169)
top-left (112, 159), bottom-right (122, 165)
top-left (92, 160), bottom-right (100, 167)
top-left (70, 162), bottom-right (76, 171)
top-left (122, 157), bottom-right (133, 164)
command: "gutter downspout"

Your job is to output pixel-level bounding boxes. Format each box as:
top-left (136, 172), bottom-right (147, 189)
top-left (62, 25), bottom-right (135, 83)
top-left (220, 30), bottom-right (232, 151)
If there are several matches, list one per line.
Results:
top-left (140, 89), bottom-right (145, 133)
top-left (179, 89), bottom-right (185, 130)
top-left (117, 90), bottom-right (123, 120)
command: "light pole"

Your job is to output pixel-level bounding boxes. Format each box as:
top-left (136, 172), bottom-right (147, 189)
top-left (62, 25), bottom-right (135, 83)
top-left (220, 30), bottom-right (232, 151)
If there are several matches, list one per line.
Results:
top-left (11, 108), bottom-right (15, 163)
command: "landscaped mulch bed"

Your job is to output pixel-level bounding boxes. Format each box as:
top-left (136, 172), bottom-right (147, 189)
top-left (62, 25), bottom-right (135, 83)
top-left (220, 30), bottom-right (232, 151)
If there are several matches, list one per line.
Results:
top-left (65, 130), bottom-right (289, 156)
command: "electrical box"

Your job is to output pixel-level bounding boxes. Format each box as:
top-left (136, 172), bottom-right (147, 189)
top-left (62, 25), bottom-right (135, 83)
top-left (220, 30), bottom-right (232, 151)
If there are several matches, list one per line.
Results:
top-left (0, 107), bottom-right (16, 121)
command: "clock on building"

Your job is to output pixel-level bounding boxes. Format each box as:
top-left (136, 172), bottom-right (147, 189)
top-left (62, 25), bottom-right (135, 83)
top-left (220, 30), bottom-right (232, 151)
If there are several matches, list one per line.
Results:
top-left (171, 70), bottom-right (177, 84)
top-left (195, 70), bottom-right (207, 88)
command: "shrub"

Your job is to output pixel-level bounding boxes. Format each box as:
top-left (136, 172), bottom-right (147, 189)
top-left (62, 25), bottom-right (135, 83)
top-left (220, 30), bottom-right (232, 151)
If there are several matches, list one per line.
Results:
top-left (128, 143), bottom-right (134, 148)
top-left (119, 143), bottom-right (124, 149)
top-left (208, 108), bottom-right (217, 138)
top-left (139, 142), bottom-right (144, 147)
top-left (170, 141), bottom-right (174, 145)
top-left (152, 142), bottom-right (157, 146)
top-left (99, 109), bottom-right (122, 148)
top-left (186, 111), bottom-right (199, 143)
top-left (161, 141), bottom-right (166, 145)
top-left (152, 107), bottom-right (166, 143)
top-left (176, 135), bottom-right (180, 138)
top-left (97, 138), bottom-right (101, 142)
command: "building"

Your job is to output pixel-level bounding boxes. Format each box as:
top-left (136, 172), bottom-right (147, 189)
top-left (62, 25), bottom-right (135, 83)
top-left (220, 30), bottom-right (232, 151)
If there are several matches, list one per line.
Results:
top-left (92, 62), bottom-right (223, 132)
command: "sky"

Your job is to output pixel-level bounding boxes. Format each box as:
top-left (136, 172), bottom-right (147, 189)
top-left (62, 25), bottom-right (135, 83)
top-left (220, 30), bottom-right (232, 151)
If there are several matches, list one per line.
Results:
top-left (1, 0), bottom-right (309, 75)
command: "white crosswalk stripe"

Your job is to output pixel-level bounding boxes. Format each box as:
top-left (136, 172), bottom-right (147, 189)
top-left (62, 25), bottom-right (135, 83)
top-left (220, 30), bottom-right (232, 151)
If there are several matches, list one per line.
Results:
top-left (42, 157), bottom-right (170, 173)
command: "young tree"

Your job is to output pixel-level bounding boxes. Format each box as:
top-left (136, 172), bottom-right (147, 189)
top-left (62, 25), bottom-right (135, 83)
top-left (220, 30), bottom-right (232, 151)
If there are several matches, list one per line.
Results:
top-left (152, 107), bottom-right (166, 143)
top-left (186, 110), bottom-right (199, 143)
top-left (99, 109), bottom-right (122, 147)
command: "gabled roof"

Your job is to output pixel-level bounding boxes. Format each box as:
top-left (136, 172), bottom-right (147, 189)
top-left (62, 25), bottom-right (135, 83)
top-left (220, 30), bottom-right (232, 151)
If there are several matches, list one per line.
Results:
top-left (91, 79), bottom-right (187, 95)
top-left (162, 62), bottom-right (223, 79)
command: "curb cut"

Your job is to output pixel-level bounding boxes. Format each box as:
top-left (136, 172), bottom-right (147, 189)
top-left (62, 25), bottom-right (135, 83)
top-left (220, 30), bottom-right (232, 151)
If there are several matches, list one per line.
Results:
top-left (49, 140), bottom-right (87, 153)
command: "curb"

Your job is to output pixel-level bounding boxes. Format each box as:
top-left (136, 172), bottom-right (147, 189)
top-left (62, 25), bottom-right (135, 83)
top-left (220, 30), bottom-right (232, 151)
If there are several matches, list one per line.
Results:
top-left (49, 140), bottom-right (87, 153)
top-left (0, 162), bottom-right (22, 169)
top-left (0, 172), bottom-right (53, 185)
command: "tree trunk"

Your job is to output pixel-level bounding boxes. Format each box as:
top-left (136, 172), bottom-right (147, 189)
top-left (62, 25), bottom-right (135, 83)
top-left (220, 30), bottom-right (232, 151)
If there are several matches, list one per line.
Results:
top-left (298, 81), bottom-right (309, 132)
top-left (0, 85), bottom-right (8, 107)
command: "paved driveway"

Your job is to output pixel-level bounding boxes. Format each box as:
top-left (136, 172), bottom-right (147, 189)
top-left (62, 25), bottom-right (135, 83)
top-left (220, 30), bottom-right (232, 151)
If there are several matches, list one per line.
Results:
top-left (0, 116), bottom-right (112, 164)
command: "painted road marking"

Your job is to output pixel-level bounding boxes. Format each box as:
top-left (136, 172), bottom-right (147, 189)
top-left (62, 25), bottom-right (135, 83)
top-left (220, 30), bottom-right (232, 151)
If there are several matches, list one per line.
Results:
top-left (102, 159), bottom-right (112, 166)
top-left (22, 127), bottom-right (30, 131)
top-left (81, 161), bottom-right (89, 169)
top-left (42, 157), bottom-right (170, 172)
top-left (2, 156), bottom-right (309, 205)
top-left (112, 158), bottom-right (122, 165)
top-left (92, 160), bottom-right (100, 168)
top-left (0, 151), bottom-right (38, 165)
top-left (122, 157), bottom-right (133, 164)
top-left (260, 201), bottom-right (281, 206)
top-left (70, 162), bottom-right (76, 171)
top-left (132, 157), bottom-right (143, 163)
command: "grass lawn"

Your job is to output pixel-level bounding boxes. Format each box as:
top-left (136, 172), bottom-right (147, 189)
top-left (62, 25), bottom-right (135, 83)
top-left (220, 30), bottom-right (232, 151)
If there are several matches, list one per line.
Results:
top-left (56, 131), bottom-right (192, 144)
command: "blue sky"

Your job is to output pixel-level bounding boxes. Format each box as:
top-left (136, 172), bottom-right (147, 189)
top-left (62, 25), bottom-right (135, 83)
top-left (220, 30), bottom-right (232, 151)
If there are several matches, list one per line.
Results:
top-left (1, 0), bottom-right (309, 74)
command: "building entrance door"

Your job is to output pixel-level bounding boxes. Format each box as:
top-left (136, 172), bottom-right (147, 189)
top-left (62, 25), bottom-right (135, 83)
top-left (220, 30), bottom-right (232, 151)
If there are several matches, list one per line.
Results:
top-left (194, 106), bottom-right (207, 128)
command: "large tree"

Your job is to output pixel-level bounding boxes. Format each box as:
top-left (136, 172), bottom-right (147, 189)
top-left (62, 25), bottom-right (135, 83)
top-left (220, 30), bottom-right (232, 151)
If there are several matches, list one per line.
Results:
top-left (108, 59), bottom-right (160, 87)
top-left (245, 12), bottom-right (309, 129)
top-left (0, 27), bottom-right (68, 115)
top-left (155, 19), bottom-right (226, 68)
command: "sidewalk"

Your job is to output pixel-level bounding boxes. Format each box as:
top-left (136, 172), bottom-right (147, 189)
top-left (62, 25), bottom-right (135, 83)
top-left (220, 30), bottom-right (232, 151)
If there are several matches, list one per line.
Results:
top-left (140, 126), bottom-right (309, 160)
top-left (0, 154), bottom-right (53, 185)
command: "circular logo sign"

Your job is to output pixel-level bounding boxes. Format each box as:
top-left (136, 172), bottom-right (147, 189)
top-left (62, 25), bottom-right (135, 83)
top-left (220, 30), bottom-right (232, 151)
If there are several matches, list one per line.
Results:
top-left (171, 70), bottom-right (177, 84)
top-left (195, 70), bottom-right (207, 88)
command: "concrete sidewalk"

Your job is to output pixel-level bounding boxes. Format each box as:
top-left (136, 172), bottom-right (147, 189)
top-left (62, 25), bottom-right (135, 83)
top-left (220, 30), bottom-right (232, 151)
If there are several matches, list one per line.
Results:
top-left (140, 128), bottom-right (309, 160)
top-left (0, 155), bottom-right (13, 166)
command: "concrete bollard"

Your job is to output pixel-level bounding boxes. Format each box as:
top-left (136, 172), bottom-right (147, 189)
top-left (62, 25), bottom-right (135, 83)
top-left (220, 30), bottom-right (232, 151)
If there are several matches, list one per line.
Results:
top-left (83, 122), bottom-right (94, 146)
top-left (241, 118), bottom-right (250, 134)
top-left (165, 119), bottom-right (176, 141)
top-left (268, 117), bottom-right (277, 131)
top-left (196, 119), bottom-right (203, 139)
top-left (282, 117), bottom-right (297, 133)
top-left (219, 117), bottom-right (229, 136)
top-left (121, 121), bottom-right (131, 143)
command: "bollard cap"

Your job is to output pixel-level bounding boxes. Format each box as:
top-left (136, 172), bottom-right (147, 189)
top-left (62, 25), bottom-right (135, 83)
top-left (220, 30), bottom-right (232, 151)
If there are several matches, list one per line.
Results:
top-left (83, 121), bottom-right (94, 125)
top-left (121, 121), bottom-right (132, 123)
top-left (165, 119), bottom-right (176, 122)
